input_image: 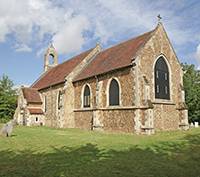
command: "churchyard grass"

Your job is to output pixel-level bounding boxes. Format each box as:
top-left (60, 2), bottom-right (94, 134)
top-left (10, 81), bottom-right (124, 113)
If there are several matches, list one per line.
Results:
top-left (0, 124), bottom-right (199, 177)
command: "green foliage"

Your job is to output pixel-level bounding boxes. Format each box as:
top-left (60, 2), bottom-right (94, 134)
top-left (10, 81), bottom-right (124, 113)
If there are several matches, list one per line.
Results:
top-left (182, 64), bottom-right (200, 123)
top-left (0, 125), bottom-right (199, 177)
top-left (0, 75), bottom-right (17, 122)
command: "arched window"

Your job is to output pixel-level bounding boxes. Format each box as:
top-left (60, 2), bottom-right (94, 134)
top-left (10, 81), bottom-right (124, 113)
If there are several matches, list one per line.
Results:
top-left (83, 85), bottom-right (90, 107)
top-left (154, 57), bottom-right (170, 100)
top-left (58, 91), bottom-right (62, 110)
top-left (109, 79), bottom-right (120, 106)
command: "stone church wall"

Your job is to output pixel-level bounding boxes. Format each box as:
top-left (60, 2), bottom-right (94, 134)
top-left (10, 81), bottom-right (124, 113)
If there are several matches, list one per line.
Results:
top-left (74, 67), bottom-right (136, 133)
top-left (74, 111), bottom-right (93, 130)
top-left (40, 84), bottom-right (64, 128)
top-left (102, 109), bottom-right (135, 133)
top-left (73, 24), bottom-right (187, 133)
top-left (27, 114), bottom-right (44, 126)
top-left (153, 104), bottom-right (179, 130)
top-left (138, 23), bottom-right (185, 131)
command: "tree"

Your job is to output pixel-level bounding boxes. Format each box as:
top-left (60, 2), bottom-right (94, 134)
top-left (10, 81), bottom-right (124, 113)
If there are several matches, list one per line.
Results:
top-left (0, 75), bottom-right (17, 122)
top-left (182, 64), bottom-right (200, 123)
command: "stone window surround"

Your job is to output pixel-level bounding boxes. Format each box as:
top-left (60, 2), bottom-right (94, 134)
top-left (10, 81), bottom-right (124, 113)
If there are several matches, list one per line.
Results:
top-left (152, 54), bottom-right (173, 104)
top-left (106, 77), bottom-right (122, 107)
top-left (81, 83), bottom-right (93, 109)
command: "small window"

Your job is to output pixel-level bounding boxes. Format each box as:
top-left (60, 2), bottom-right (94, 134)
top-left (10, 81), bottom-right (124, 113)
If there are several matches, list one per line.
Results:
top-left (36, 117), bottom-right (38, 122)
top-left (58, 91), bottom-right (62, 110)
top-left (109, 79), bottom-right (120, 106)
top-left (44, 96), bottom-right (47, 112)
top-left (83, 85), bottom-right (90, 107)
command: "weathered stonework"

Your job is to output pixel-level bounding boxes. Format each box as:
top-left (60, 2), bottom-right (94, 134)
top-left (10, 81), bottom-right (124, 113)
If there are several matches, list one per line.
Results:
top-left (40, 84), bottom-right (64, 128)
top-left (136, 23), bottom-right (188, 132)
top-left (74, 67), bottom-right (136, 132)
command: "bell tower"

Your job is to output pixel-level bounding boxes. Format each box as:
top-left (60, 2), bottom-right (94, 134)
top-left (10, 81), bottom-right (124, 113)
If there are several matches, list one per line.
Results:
top-left (44, 43), bottom-right (58, 72)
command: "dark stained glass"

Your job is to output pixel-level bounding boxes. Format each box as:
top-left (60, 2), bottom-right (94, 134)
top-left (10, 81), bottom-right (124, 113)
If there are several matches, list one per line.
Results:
top-left (109, 79), bottom-right (120, 106)
top-left (84, 85), bottom-right (90, 107)
top-left (155, 57), bottom-right (170, 100)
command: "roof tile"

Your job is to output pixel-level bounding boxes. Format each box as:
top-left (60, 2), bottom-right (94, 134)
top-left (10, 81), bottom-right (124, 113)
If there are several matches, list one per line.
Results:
top-left (22, 88), bottom-right (42, 104)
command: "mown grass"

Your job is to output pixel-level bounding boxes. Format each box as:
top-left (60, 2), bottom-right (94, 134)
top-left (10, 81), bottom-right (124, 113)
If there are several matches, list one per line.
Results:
top-left (0, 124), bottom-right (199, 177)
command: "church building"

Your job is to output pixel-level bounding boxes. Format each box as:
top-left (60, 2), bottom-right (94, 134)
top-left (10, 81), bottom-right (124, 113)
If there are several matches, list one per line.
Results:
top-left (14, 22), bottom-right (189, 134)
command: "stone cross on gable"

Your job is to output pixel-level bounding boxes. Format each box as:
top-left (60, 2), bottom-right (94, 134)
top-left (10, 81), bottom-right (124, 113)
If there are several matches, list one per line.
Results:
top-left (157, 14), bottom-right (162, 23)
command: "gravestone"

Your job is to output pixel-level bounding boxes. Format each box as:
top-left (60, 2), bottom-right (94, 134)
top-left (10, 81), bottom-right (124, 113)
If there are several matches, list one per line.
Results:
top-left (194, 122), bottom-right (199, 128)
top-left (0, 120), bottom-right (16, 137)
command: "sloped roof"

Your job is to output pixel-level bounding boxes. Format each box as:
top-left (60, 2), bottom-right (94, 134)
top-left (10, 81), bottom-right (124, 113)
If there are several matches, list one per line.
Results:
top-left (22, 87), bottom-right (42, 104)
top-left (28, 108), bottom-right (44, 115)
top-left (74, 30), bottom-right (155, 82)
top-left (31, 48), bottom-right (93, 90)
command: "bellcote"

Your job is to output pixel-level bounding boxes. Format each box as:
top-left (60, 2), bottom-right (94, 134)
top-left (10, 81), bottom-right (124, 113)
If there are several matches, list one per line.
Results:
top-left (44, 44), bottom-right (58, 72)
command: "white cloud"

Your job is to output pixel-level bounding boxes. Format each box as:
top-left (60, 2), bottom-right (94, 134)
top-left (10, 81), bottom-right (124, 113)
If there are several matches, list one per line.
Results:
top-left (0, 0), bottom-right (93, 55)
top-left (15, 44), bottom-right (32, 52)
top-left (0, 0), bottom-right (199, 57)
top-left (53, 15), bottom-right (89, 54)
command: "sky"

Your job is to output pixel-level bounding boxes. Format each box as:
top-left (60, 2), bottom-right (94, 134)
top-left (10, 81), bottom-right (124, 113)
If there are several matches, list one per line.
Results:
top-left (0, 0), bottom-right (200, 86)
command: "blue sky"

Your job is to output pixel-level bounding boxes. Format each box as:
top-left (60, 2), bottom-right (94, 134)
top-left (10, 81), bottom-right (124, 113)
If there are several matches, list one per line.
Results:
top-left (0, 0), bottom-right (200, 86)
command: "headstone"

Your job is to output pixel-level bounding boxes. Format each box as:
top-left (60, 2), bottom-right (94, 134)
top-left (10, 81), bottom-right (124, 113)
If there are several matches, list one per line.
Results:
top-left (190, 122), bottom-right (194, 127)
top-left (194, 122), bottom-right (199, 128)
top-left (0, 120), bottom-right (16, 137)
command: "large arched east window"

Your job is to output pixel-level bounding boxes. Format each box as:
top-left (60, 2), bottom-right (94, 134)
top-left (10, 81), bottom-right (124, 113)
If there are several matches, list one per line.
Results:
top-left (109, 79), bottom-right (120, 106)
top-left (154, 56), bottom-right (170, 100)
top-left (83, 85), bottom-right (90, 107)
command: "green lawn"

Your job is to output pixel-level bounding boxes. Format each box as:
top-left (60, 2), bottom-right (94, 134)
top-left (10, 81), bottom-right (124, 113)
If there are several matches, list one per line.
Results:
top-left (0, 124), bottom-right (199, 177)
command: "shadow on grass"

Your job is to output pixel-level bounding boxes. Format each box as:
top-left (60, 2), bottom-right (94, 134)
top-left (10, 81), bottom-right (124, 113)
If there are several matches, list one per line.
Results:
top-left (0, 133), bottom-right (199, 177)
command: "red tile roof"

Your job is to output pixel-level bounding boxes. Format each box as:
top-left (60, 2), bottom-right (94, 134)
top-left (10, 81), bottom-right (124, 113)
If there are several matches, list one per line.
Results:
top-left (28, 108), bottom-right (44, 115)
top-left (31, 48), bottom-right (93, 90)
top-left (74, 30), bottom-right (155, 82)
top-left (22, 88), bottom-right (42, 104)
